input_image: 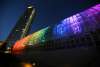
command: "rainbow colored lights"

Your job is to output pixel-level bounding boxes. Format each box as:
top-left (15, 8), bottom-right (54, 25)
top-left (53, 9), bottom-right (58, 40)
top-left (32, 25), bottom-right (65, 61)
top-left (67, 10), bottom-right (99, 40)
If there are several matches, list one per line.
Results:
top-left (12, 27), bottom-right (50, 54)
top-left (12, 4), bottom-right (100, 54)
top-left (12, 34), bottom-right (32, 54)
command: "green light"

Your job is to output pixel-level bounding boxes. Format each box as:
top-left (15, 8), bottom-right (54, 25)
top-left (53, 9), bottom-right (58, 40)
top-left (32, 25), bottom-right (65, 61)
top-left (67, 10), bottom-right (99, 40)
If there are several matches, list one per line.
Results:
top-left (28, 27), bottom-right (49, 46)
top-left (20, 8), bottom-right (36, 38)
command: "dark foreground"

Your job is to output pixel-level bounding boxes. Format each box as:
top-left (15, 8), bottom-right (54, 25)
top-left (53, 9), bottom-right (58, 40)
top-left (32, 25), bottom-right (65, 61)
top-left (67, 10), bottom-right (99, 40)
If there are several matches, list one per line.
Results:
top-left (0, 46), bottom-right (100, 67)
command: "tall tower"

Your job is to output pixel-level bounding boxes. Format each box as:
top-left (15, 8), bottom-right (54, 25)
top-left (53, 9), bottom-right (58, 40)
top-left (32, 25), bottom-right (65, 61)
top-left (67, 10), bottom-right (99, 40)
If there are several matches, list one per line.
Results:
top-left (6, 5), bottom-right (36, 48)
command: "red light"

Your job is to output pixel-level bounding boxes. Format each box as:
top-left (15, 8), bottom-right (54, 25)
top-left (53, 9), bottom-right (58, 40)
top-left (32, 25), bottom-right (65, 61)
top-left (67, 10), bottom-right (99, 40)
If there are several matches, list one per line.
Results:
top-left (12, 34), bottom-right (32, 54)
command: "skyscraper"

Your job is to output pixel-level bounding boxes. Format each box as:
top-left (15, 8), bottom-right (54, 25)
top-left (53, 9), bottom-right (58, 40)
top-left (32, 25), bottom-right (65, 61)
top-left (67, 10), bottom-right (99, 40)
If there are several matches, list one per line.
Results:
top-left (6, 5), bottom-right (36, 48)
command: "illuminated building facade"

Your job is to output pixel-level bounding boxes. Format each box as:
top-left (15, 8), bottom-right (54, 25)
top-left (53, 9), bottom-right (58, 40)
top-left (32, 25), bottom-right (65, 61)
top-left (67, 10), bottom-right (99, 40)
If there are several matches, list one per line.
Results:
top-left (28, 27), bottom-right (51, 46)
top-left (53, 4), bottom-right (100, 38)
top-left (12, 27), bottom-right (52, 54)
top-left (45, 4), bottom-right (100, 48)
top-left (6, 5), bottom-right (36, 48)
top-left (12, 4), bottom-right (100, 54)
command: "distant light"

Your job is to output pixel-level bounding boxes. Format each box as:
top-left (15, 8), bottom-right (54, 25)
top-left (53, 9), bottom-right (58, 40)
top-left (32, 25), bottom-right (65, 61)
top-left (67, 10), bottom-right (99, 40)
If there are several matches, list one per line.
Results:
top-left (16, 29), bottom-right (19, 31)
top-left (22, 63), bottom-right (33, 67)
top-left (28, 6), bottom-right (33, 9)
top-left (32, 62), bottom-right (36, 66)
top-left (7, 47), bottom-right (11, 50)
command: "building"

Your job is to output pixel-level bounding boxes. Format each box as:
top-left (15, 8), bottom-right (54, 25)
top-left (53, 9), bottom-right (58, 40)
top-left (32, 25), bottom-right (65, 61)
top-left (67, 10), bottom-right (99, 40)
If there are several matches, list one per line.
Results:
top-left (26, 4), bottom-right (100, 49)
top-left (12, 4), bottom-right (100, 53)
top-left (11, 4), bottom-right (100, 67)
top-left (6, 5), bottom-right (36, 48)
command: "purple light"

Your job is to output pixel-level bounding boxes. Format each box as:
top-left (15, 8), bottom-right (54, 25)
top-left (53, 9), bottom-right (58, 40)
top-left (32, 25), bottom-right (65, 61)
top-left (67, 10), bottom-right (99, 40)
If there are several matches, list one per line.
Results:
top-left (92, 4), bottom-right (100, 11)
top-left (62, 17), bottom-right (71, 25)
top-left (53, 4), bottom-right (100, 38)
top-left (53, 13), bottom-right (83, 37)
top-left (86, 10), bottom-right (93, 17)
top-left (88, 9), bottom-right (97, 16)
top-left (69, 16), bottom-right (74, 24)
top-left (70, 15), bottom-right (82, 34)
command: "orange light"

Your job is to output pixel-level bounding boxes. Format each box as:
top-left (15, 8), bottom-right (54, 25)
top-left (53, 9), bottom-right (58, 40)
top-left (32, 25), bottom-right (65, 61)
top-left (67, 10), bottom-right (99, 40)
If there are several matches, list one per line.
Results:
top-left (12, 34), bottom-right (32, 54)
top-left (22, 63), bottom-right (33, 67)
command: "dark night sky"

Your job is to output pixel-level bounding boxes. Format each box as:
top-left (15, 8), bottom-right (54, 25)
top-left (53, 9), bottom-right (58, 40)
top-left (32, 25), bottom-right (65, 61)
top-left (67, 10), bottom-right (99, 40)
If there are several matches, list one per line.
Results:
top-left (0, 0), bottom-right (99, 40)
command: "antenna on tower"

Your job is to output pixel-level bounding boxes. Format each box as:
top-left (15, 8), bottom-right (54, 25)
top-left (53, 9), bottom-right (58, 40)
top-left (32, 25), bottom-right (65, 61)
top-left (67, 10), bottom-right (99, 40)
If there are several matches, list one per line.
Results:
top-left (25, 0), bottom-right (35, 8)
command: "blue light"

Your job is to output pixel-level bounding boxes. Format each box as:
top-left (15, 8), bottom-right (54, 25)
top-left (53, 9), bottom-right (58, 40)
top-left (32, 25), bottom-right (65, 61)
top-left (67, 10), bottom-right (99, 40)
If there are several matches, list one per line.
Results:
top-left (70, 15), bottom-right (82, 34)
top-left (53, 24), bottom-right (67, 37)
top-left (53, 4), bottom-right (100, 38)
top-left (53, 13), bottom-right (83, 38)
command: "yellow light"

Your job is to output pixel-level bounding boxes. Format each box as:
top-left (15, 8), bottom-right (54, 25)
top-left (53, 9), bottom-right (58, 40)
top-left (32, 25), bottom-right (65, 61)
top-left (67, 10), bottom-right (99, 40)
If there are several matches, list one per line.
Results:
top-left (22, 63), bottom-right (33, 67)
